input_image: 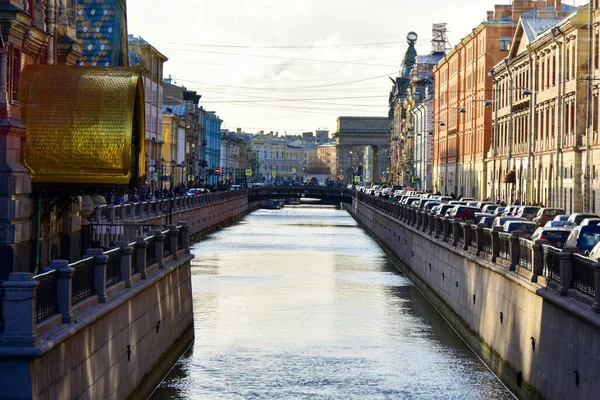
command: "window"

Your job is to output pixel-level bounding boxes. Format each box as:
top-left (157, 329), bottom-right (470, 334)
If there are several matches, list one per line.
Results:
top-left (499, 36), bottom-right (510, 51)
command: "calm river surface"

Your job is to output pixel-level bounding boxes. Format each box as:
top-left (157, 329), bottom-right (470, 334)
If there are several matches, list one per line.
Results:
top-left (151, 206), bottom-right (513, 399)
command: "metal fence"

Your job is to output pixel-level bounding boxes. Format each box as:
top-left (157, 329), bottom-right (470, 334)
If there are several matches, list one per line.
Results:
top-left (571, 253), bottom-right (596, 297)
top-left (105, 248), bottom-right (122, 287)
top-left (131, 243), bottom-right (139, 275)
top-left (34, 270), bottom-right (58, 323)
top-left (518, 238), bottom-right (533, 271)
top-left (498, 233), bottom-right (511, 261)
top-left (146, 236), bottom-right (156, 266)
top-left (71, 257), bottom-right (95, 305)
top-left (542, 245), bottom-right (561, 283)
top-left (163, 230), bottom-right (172, 257)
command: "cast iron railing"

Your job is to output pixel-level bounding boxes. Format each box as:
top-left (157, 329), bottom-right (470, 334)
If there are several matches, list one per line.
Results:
top-left (518, 238), bottom-right (533, 271)
top-left (71, 257), bottom-right (95, 305)
top-left (163, 230), bottom-right (172, 257)
top-left (146, 236), bottom-right (156, 266)
top-left (542, 245), bottom-right (561, 283)
top-left (571, 253), bottom-right (596, 297)
top-left (105, 248), bottom-right (122, 287)
top-left (34, 270), bottom-right (58, 323)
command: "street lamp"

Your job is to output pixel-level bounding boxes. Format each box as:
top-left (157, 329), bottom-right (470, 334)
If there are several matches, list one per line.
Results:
top-left (160, 158), bottom-right (165, 194)
top-left (170, 159), bottom-right (176, 195)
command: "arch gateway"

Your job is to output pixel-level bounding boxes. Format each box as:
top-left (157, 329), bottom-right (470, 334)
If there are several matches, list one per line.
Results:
top-left (333, 117), bottom-right (391, 184)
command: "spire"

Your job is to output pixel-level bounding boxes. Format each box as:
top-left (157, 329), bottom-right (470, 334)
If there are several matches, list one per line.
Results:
top-left (399, 32), bottom-right (418, 78)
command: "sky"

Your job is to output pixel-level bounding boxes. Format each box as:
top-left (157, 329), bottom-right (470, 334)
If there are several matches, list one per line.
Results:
top-left (126, 0), bottom-right (588, 135)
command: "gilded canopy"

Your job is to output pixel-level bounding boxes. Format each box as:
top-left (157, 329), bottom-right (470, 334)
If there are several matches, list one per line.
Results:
top-left (21, 66), bottom-right (145, 186)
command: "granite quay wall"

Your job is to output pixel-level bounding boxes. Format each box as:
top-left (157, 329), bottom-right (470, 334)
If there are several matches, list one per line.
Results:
top-left (85, 190), bottom-right (257, 249)
top-left (0, 224), bottom-right (194, 400)
top-left (348, 193), bottom-right (600, 400)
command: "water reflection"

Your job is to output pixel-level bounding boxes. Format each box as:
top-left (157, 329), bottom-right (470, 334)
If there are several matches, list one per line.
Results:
top-left (151, 207), bottom-right (513, 399)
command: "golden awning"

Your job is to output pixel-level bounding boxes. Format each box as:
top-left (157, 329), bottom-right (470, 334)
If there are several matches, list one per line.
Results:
top-left (21, 66), bottom-right (145, 186)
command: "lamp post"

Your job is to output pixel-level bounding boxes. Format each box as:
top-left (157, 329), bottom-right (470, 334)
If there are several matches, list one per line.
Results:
top-left (179, 162), bottom-right (185, 187)
top-left (160, 158), bottom-right (165, 195)
top-left (170, 160), bottom-right (175, 195)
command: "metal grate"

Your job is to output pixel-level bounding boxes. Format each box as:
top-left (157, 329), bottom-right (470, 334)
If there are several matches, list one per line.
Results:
top-left (518, 238), bottom-right (533, 271)
top-left (542, 245), bottom-right (561, 283)
top-left (71, 257), bottom-right (95, 305)
top-left (571, 253), bottom-right (596, 297)
top-left (34, 270), bottom-right (58, 323)
top-left (105, 248), bottom-right (122, 287)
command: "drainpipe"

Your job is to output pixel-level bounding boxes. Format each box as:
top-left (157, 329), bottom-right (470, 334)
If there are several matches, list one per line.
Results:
top-left (46, 0), bottom-right (55, 65)
top-left (505, 58), bottom-right (514, 204)
top-left (32, 195), bottom-right (41, 275)
top-left (552, 27), bottom-right (563, 209)
top-left (526, 44), bottom-right (537, 205)
top-left (585, 3), bottom-right (593, 212)
top-left (490, 69), bottom-right (498, 202)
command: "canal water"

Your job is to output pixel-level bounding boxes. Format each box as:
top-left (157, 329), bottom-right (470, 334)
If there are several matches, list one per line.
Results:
top-left (151, 206), bottom-right (513, 399)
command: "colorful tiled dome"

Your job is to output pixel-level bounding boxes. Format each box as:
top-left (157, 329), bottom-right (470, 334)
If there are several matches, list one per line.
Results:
top-left (76, 0), bottom-right (128, 67)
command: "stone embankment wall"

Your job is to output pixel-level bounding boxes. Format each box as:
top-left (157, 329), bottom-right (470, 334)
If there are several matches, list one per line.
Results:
top-left (347, 199), bottom-right (600, 400)
top-left (31, 256), bottom-right (194, 400)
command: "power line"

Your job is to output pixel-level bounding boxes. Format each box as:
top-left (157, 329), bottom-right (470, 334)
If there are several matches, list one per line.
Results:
top-left (165, 48), bottom-right (400, 68)
top-left (166, 40), bottom-right (407, 49)
top-left (177, 71), bottom-right (396, 92)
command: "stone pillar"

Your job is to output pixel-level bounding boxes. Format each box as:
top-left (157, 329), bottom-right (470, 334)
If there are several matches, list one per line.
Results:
top-left (154, 230), bottom-right (165, 268)
top-left (133, 236), bottom-right (148, 279)
top-left (442, 217), bottom-right (451, 242)
top-left (475, 223), bottom-right (485, 256)
top-left (1, 273), bottom-right (38, 346)
top-left (491, 227), bottom-right (503, 263)
top-left (177, 221), bottom-right (190, 252)
top-left (168, 225), bottom-right (178, 260)
top-left (434, 216), bottom-right (442, 239)
top-left (463, 221), bottom-right (474, 251)
top-left (85, 248), bottom-right (108, 303)
top-left (50, 260), bottom-right (75, 323)
top-left (451, 218), bottom-right (460, 246)
top-left (592, 263), bottom-right (600, 313)
top-left (531, 239), bottom-right (548, 282)
top-left (558, 247), bottom-right (578, 296)
top-left (115, 241), bottom-right (133, 288)
top-left (509, 232), bottom-right (523, 271)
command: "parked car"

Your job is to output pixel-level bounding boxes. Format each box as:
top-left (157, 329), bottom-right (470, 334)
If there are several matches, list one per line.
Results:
top-left (491, 216), bottom-right (525, 229)
top-left (564, 225), bottom-right (600, 253)
top-left (501, 206), bottom-right (520, 217)
top-left (493, 207), bottom-right (506, 216)
top-left (580, 218), bottom-right (600, 226)
top-left (568, 213), bottom-right (600, 226)
top-left (423, 201), bottom-right (441, 211)
top-left (481, 204), bottom-right (499, 214)
top-left (586, 241), bottom-right (600, 260)
top-left (544, 220), bottom-right (576, 228)
top-left (475, 213), bottom-right (495, 227)
top-left (515, 206), bottom-right (541, 221)
top-left (460, 197), bottom-right (476, 202)
top-left (433, 204), bottom-right (455, 216)
top-left (532, 208), bottom-right (565, 227)
top-left (553, 215), bottom-right (570, 222)
top-left (502, 221), bottom-right (539, 238)
top-left (530, 227), bottom-right (572, 248)
top-left (447, 206), bottom-right (479, 221)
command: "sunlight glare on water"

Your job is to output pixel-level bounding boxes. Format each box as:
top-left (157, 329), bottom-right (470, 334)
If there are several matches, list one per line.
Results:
top-left (151, 206), bottom-right (513, 400)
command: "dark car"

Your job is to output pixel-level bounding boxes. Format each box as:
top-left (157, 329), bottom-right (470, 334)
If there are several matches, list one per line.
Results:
top-left (502, 221), bottom-right (538, 238)
top-left (568, 213), bottom-right (600, 226)
top-left (530, 227), bottom-right (572, 248)
top-left (564, 226), bottom-right (600, 253)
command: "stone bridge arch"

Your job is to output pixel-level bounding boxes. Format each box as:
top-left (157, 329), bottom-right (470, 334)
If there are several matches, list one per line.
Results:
top-left (333, 117), bottom-right (391, 184)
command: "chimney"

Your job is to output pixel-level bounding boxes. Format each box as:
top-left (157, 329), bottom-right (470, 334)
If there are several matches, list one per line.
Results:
top-left (236, 128), bottom-right (241, 133)
top-left (555, 0), bottom-right (561, 10)
top-left (487, 11), bottom-right (494, 20)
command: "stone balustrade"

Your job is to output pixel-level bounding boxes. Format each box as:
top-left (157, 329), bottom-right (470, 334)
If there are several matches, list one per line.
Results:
top-left (356, 191), bottom-right (600, 313)
top-left (0, 223), bottom-right (191, 346)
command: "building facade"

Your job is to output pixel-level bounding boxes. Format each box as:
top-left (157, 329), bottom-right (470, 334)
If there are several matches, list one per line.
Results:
top-left (433, 1), bottom-right (567, 199)
top-left (204, 111), bottom-right (222, 185)
top-left (489, 2), bottom-right (581, 211)
top-left (128, 35), bottom-right (168, 192)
